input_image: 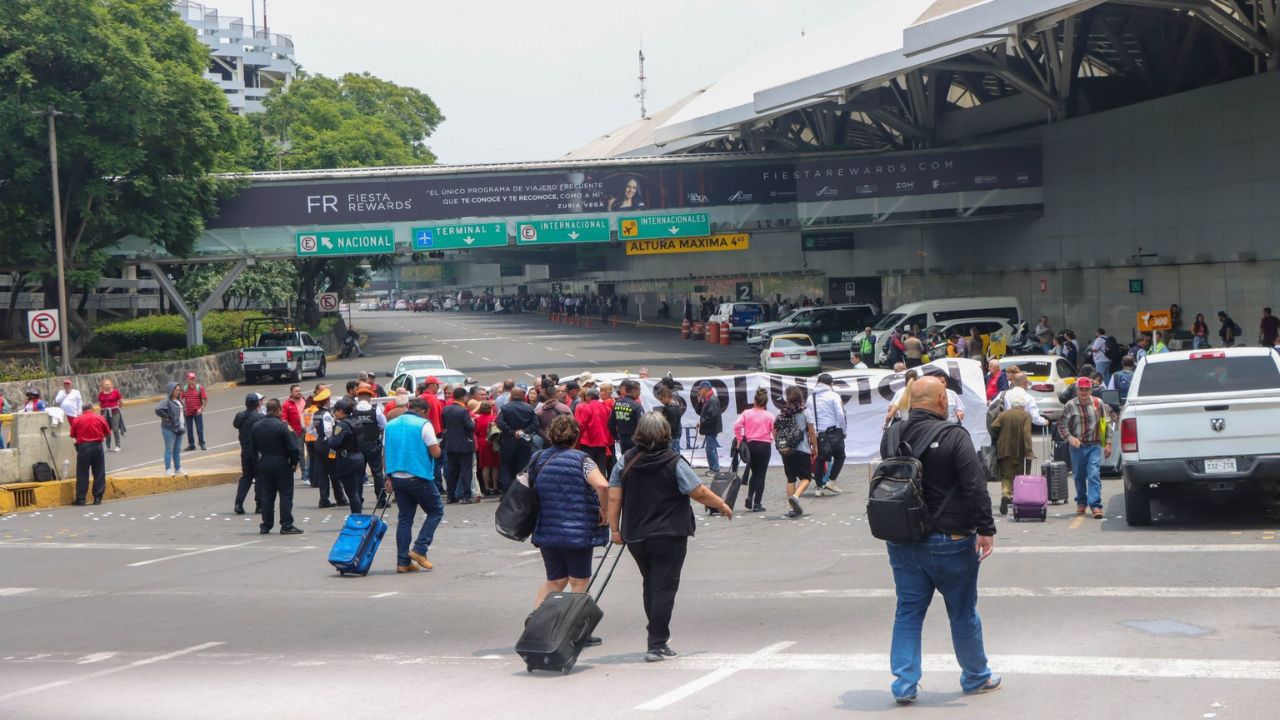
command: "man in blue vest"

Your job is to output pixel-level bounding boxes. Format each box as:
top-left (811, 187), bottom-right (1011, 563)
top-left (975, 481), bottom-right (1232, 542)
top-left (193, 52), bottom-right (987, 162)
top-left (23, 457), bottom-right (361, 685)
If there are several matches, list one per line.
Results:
top-left (383, 397), bottom-right (443, 574)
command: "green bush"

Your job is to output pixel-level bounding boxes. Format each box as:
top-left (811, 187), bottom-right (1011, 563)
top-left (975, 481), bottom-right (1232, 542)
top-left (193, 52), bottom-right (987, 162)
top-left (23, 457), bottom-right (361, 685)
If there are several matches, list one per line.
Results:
top-left (89, 311), bottom-right (267, 355)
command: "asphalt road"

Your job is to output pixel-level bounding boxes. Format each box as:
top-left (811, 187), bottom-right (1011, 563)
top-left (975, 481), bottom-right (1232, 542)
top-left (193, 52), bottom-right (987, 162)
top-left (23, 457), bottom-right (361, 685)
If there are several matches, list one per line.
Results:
top-left (2, 310), bottom-right (1279, 719)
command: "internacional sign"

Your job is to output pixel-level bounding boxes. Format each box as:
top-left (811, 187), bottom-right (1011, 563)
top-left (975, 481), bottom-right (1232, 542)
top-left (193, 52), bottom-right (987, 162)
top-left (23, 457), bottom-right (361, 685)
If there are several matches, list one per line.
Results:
top-left (516, 218), bottom-right (610, 245)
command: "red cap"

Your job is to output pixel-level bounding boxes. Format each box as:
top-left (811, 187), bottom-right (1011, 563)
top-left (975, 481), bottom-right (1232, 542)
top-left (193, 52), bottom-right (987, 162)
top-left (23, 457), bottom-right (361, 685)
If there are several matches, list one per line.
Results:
top-left (424, 376), bottom-right (441, 386)
top-left (186, 372), bottom-right (196, 379)
top-left (1076, 377), bottom-right (1093, 389)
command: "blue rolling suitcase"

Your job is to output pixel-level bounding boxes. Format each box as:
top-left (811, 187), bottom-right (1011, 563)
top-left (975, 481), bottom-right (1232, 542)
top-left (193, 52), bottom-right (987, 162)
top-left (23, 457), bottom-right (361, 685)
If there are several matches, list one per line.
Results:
top-left (328, 504), bottom-right (389, 576)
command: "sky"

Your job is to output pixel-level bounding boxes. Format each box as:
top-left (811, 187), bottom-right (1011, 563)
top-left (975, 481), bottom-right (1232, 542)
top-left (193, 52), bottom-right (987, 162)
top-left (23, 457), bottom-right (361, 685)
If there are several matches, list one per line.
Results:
top-left (248, 0), bottom-right (861, 165)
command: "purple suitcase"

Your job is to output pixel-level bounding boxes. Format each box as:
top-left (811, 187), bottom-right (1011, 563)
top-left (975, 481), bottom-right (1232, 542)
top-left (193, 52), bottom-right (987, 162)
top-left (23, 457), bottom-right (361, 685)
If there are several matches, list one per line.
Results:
top-left (1011, 473), bottom-right (1048, 522)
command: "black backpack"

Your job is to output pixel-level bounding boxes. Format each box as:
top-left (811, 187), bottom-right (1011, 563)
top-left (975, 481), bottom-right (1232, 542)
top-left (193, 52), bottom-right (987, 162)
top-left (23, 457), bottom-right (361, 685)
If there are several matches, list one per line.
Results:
top-left (867, 421), bottom-right (956, 543)
top-left (32, 462), bottom-right (56, 482)
top-left (1104, 335), bottom-right (1124, 365)
top-left (773, 413), bottom-right (804, 455)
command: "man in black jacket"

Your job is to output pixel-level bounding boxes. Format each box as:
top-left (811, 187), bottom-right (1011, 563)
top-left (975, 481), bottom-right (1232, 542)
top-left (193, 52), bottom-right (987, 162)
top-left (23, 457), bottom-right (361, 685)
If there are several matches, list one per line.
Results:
top-left (608, 380), bottom-right (644, 455)
top-left (249, 399), bottom-right (303, 535)
top-left (495, 386), bottom-right (539, 493)
top-left (232, 393), bottom-right (263, 515)
top-left (876, 376), bottom-right (998, 705)
top-left (695, 382), bottom-right (723, 475)
top-left (440, 387), bottom-right (477, 504)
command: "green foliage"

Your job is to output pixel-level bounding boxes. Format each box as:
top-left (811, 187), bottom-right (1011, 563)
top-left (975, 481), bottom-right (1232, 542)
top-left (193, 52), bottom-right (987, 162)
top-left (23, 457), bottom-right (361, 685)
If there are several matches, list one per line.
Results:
top-left (176, 260), bottom-right (299, 310)
top-left (88, 310), bottom-right (266, 355)
top-left (0, 358), bottom-right (51, 383)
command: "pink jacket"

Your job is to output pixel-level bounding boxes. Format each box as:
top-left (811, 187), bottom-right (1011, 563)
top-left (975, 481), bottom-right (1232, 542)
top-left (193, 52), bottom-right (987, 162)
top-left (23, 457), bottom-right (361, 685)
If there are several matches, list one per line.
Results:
top-left (734, 407), bottom-right (775, 443)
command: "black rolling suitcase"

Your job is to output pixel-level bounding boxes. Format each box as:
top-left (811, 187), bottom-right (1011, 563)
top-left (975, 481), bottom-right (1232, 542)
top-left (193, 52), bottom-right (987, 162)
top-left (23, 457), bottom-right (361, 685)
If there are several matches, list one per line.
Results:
top-left (1041, 434), bottom-right (1069, 504)
top-left (706, 470), bottom-right (742, 515)
top-left (516, 543), bottom-right (625, 675)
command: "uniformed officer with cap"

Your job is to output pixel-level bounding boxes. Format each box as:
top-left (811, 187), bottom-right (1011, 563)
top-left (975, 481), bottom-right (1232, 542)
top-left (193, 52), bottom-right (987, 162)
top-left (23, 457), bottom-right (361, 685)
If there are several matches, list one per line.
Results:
top-left (350, 383), bottom-right (389, 509)
top-left (327, 398), bottom-right (367, 513)
top-left (307, 387), bottom-right (348, 508)
top-left (232, 392), bottom-right (263, 515)
top-left (248, 398), bottom-right (303, 534)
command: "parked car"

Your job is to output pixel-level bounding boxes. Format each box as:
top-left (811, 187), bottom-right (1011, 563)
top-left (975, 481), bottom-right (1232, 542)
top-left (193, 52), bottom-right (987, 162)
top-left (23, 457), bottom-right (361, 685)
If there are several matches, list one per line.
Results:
top-left (854, 296), bottom-right (1023, 366)
top-left (1119, 347), bottom-right (1280, 526)
top-left (394, 299), bottom-right (409, 311)
top-left (916, 318), bottom-right (1018, 361)
top-left (997, 354), bottom-right (1077, 420)
top-left (388, 368), bottom-right (475, 396)
top-left (238, 317), bottom-right (326, 384)
top-left (760, 334), bottom-right (822, 375)
top-left (747, 304), bottom-right (878, 355)
top-left (393, 354), bottom-right (448, 377)
top-left (708, 302), bottom-right (766, 337)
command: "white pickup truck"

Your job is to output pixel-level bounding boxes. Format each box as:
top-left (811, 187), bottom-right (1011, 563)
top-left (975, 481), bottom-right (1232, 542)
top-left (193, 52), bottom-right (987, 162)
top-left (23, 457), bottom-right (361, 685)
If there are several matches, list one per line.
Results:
top-left (239, 329), bottom-right (327, 384)
top-left (1119, 347), bottom-right (1280, 526)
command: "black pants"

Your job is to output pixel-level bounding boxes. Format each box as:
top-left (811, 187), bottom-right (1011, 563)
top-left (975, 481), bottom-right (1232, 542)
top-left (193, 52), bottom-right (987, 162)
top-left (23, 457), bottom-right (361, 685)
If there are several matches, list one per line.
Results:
top-left (627, 536), bottom-right (689, 651)
top-left (235, 449), bottom-right (259, 508)
top-left (815, 430), bottom-right (846, 484)
top-left (256, 463), bottom-right (294, 531)
top-left (582, 445), bottom-right (609, 478)
top-left (744, 440), bottom-right (772, 508)
top-left (336, 454), bottom-right (366, 514)
top-left (74, 442), bottom-right (105, 502)
top-left (359, 442), bottom-right (387, 507)
top-left (499, 438), bottom-right (532, 493)
top-left (445, 450), bottom-right (474, 501)
top-left (311, 448), bottom-right (345, 504)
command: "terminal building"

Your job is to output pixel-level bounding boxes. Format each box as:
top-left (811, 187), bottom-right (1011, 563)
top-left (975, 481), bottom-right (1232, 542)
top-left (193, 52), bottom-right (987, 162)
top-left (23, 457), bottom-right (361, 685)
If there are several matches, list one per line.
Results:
top-left (173, 0), bottom-right (297, 114)
top-left (112, 0), bottom-right (1280, 343)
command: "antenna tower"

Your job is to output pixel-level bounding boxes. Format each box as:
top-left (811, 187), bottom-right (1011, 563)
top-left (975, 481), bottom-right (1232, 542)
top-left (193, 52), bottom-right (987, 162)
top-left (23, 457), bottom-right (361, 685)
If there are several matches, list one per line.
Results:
top-left (635, 48), bottom-right (648, 119)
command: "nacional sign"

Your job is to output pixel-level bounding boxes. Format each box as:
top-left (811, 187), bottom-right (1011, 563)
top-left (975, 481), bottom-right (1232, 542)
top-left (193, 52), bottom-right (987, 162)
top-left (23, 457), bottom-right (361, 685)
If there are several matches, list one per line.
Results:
top-left (296, 229), bottom-right (394, 256)
top-left (625, 233), bottom-right (749, 256)
top-left (411, 222), bottom-right (507, 250)
top-left (516, 218), bottom-right (610, 245)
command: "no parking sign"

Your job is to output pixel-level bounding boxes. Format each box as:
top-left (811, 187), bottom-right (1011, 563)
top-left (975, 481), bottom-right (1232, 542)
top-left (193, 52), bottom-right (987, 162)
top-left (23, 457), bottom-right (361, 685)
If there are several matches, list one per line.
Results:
top-left (316, 293), bottom-right (340, 313)
top-left (27, 309), bottom-right (60, 343)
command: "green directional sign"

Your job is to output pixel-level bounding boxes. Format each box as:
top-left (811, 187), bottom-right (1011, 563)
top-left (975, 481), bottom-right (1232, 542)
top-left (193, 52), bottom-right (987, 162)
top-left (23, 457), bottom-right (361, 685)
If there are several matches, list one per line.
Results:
top-left (516, 218), bottom-right (611, 245)
top-left (618, 212), bottom-right (710, 241)
top-left (296, 229), bottom-right (395, 257)
top-left (411, 222), bottom-right (508, 251)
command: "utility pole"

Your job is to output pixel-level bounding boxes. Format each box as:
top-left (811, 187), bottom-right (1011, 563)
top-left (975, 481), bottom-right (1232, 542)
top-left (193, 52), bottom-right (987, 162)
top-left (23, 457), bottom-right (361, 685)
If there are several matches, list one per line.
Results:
top-left (635, 48), bottom-right (648, 119)
top-left (40, 106), bottom-right (74, 375)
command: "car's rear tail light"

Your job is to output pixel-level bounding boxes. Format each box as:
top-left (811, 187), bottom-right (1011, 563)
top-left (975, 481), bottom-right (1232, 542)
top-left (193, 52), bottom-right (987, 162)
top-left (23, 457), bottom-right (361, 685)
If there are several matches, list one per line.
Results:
top-left (1190, 351), bottom-right (1226, 359)
top-left (805, 350), bottom-right (818, 357)
top-left (1121, 418), bottom-right (1138, 453)
top-left (237, 351), bottom-right (244, 362)
top-left (1032, 383), bottom-right (1054, 392)
top-left (286, 350), bottom-right (294, 361)
top-left (769, 352), bottom-right (784, 358)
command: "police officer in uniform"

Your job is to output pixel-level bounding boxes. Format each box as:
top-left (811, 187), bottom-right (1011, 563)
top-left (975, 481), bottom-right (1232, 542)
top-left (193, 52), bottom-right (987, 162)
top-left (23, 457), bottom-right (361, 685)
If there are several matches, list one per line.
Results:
top-left (307, 388), bottom-right (347, 508)
top-left (327, 399), bottom-right (368, 513)
top-left (232, 393), bottom-right (263, 515)
top-left (248, 398), bottom-right (303, 535)
top-left (349, 384), bottom-right (388, 509)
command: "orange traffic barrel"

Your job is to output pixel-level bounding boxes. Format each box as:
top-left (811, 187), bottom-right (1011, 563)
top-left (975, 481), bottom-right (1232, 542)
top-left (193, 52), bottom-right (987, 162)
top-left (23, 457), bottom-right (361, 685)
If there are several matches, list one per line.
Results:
top-left (707, 321), bottom-right (720, 344)
top-left (692, 322), bottom-right (704, 340)
top-left (720, 321), bottom-right (731, 345)
top-left (681, 319), bottom-right (691, 339)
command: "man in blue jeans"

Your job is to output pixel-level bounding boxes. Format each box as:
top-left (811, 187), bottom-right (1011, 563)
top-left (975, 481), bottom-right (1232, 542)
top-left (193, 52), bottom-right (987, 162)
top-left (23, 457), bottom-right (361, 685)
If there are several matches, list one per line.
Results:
top-left (877, 376), bottom-right (1000, 705)
top-left (695, 382), bottom-right (722, 475)
top-left (382, 398), bottom-right (443, 573)
top-left (1058, 377), bottom-right (1113, 519)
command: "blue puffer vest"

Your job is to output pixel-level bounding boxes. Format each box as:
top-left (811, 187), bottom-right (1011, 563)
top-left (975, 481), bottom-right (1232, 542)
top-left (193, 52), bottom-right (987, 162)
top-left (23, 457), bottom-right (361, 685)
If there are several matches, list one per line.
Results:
top-left (531, 448), bottom-right (608, 549)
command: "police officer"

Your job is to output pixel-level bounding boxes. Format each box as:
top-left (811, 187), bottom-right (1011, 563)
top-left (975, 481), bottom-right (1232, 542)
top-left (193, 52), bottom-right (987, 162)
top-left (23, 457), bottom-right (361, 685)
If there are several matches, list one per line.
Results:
top-left (307, 388), bottom-right (347, 508)
top-left (327, 398), bottom-right (368, 513)
top-left (608, 379), bottom-right (644, 455)
top-left (232, 393), bottom-right (263, 515)
top-left (249, 399), bottom-right (303, 535)
top-left (349, 383), bottom-right (388, 509)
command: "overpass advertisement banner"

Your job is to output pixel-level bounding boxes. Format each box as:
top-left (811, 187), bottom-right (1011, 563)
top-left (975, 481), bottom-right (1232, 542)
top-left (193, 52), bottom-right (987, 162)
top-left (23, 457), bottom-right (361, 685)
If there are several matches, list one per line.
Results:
top-left (207, 146), bottom-right (1041, 230)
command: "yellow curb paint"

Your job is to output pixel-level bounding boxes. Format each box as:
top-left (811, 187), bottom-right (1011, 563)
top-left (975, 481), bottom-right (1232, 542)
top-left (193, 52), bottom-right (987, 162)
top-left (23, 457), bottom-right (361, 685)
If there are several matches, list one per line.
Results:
top-left (0, 471), bottom-right (239, 514)
top-left (111, 449), bottom-right (241, 479)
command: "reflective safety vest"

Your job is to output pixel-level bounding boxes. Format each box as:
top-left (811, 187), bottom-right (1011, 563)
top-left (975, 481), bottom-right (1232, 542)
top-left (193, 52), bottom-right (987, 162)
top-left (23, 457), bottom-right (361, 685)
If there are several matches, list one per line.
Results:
top-left (303, 407), bottom-right (318, 442)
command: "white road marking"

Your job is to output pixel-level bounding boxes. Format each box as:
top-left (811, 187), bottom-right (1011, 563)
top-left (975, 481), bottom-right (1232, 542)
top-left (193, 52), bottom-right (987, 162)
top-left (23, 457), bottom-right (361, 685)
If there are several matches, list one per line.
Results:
top-left (369, 592), bottom-right (399, 599)
top-left (0, 541), bottom-right (313, 552)
top-left (0, 588), bottom-right (36, 596)
top-left (838, 544), bottom-right (1280, 557)
top-left (481, 357), bottom-right (491, 362)
top-left (716, 586), bottom-right (1280, 600)
top-left (544, 346), bottom-right (555, 351)
top-left (76, 652), bottom-right (117, 665)
top-left (636, 642), bottom-right (795, 711)
top-left (565, 353), bottom-right (575, 358)
top-left (0, 642), bottom-right (223, 703)
top-left (127, 540), bottom-right (260, 567)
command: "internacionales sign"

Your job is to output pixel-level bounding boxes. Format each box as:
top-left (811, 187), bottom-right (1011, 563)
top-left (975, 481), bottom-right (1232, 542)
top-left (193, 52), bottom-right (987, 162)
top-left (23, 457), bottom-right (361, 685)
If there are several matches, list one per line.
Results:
top-left (624, 233), bottom-right (750, 256)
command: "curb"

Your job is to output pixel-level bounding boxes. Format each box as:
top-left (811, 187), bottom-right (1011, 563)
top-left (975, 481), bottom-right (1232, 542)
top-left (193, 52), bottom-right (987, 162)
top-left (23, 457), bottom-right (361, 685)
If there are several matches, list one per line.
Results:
top-left (0, 470), bottom-right (240, 514)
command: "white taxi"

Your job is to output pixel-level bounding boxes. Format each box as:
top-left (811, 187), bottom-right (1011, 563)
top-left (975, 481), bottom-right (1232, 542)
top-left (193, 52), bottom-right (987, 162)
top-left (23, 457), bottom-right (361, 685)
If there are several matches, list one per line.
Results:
top-left (760, 334), bottom-right (821, 375)
top-left (998, 354), bottom-right (1077, 420)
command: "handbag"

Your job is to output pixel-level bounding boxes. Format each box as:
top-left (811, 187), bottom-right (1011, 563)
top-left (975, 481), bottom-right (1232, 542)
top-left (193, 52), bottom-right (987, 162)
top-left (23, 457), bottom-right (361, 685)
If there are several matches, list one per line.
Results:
top-left (494, 449), bottom-right (554, 542)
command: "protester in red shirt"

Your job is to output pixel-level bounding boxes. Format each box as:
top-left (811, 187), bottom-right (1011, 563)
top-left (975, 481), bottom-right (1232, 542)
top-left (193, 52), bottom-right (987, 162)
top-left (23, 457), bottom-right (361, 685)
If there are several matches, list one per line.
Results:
top-left (419, 376), bottom-right (444, 434)
top-left (69, 403), bottom-right (111, 505)
top-left (97, 379), bottom-right (124, 452)
top-left (574, 388), bottom-right (613, 474)
top-left (181, 372), bottom-right (208, 451)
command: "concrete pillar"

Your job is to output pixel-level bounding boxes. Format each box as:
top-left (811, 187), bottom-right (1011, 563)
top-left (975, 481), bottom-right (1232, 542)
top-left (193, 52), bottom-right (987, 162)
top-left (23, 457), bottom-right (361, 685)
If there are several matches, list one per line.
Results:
top-left (142, 260), bottom-right (249, 347)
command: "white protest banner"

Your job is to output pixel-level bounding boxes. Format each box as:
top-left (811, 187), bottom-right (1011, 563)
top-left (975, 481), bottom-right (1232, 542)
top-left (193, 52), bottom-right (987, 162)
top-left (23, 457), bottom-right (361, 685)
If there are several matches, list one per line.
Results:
top-left (638, 358), bottom-right (990, 467)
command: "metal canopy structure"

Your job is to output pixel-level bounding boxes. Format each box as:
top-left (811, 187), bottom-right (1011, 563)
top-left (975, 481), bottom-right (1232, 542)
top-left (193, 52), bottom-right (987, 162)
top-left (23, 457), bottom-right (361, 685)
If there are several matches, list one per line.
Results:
top-left (651, 0), bottom-right (1278, 156)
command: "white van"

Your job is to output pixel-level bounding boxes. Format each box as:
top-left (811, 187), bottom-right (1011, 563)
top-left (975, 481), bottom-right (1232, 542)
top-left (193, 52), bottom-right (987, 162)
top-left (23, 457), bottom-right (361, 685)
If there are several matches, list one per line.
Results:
top-left (855, 296), bottom-right (1023, 366)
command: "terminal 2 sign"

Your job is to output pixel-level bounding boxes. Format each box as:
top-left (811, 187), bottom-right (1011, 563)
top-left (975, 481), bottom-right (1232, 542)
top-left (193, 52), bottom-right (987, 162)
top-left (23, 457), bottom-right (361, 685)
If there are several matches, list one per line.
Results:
top-left (211, 146), bottom-right (1042, 230)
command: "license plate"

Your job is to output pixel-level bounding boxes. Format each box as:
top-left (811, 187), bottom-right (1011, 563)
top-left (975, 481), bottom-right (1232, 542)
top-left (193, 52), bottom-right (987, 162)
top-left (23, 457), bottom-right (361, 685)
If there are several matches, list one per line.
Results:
top-left (1204, 458), bottom-right (1236, 474)
top-left (790, 354), bottom-right (801, 360)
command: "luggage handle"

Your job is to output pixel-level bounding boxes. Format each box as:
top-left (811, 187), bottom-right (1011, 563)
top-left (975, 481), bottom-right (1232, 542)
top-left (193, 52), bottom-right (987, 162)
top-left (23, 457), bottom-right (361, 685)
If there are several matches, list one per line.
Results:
top-left (586, 541), bottom-right (627, 603)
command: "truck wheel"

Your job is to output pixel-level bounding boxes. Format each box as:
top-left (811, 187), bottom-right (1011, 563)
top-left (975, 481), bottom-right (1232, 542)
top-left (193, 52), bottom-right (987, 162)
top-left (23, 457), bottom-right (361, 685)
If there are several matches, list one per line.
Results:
top-left (1124, 482), bottom-right (1152, 526)
top-left (315, 358), bottom-right (327, 378)
top-left (290, 362), bottom-right (303, 383)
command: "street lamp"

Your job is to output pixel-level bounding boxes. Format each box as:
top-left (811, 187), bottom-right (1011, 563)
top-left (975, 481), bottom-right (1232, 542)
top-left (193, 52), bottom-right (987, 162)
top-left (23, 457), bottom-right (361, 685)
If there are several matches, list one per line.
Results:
top-left (34, 106), bottom-right (74, 375)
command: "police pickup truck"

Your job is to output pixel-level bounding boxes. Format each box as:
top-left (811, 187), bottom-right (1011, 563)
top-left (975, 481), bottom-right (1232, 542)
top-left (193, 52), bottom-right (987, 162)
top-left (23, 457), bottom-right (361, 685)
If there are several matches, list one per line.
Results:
top-left (1119, 347), bottom-right (1280, 526)
top-left (238, 318), bottom-right (327, 384)
top-left (746, 304), bottom-right (878, 356)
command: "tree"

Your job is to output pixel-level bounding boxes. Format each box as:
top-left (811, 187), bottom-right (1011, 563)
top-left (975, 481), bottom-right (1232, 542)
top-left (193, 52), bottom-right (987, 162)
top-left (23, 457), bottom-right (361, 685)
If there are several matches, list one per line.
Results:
top-left (176, 260), bottom-right (299, 311)
top-left (248, 72), bottom-right (443, 323)
top-left (0, 0), bottom-right (251, 362)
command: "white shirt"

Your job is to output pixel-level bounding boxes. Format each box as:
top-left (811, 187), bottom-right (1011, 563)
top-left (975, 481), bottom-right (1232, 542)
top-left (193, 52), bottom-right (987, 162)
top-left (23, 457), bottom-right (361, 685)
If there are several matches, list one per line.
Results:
top-left (851, 361), bottom-right (868, 370)
top-left (1003, 391), bottom-right (1048, 426)
top-left (810, 385), bottom-right (846, 433)
top-left (354, 399), bottom-right (388, 429)
top-left (387, 419), bottom-right (439, 479)
top-left (54, 388), bottom-right (83, 418)
top-left (946, 389), bottom-right (962, 423)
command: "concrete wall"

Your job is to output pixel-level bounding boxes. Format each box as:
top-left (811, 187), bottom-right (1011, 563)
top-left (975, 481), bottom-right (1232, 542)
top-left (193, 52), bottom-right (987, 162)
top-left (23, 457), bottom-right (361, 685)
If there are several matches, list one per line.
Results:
top-left (0, 412), bottom-right (75, 485)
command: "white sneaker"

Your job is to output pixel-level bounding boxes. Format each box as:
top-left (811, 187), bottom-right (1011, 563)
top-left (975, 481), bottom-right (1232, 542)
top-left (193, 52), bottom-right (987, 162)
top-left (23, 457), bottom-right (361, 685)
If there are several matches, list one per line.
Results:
top-left (814, 488), bottom-right (825, 497)
top-left (111, 447), bottom-right (122, 453)
top-left (165, 470), bottom-right (175, 477)
top-left (825, 483), bottom-right (843, 494)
